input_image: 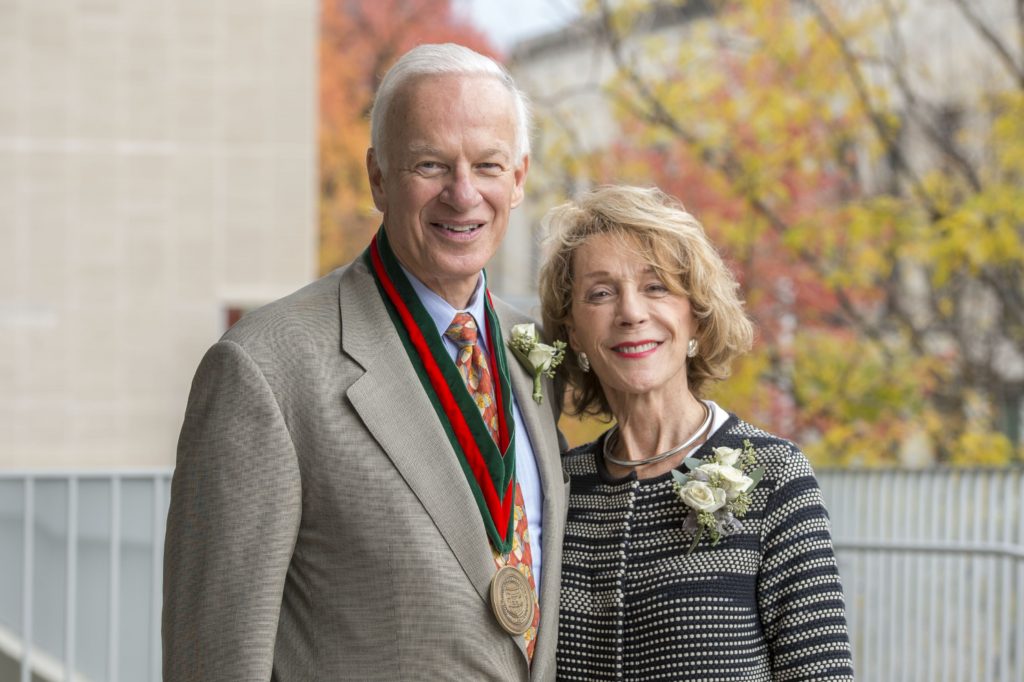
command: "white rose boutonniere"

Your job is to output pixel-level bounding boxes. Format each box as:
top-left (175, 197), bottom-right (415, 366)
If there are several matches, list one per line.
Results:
top-left (507, 323), bottom-right (566, 404)
top-left (671, 439), bottom-right (764, 554)
top-left (677, 480), bottom-right (727, 513)
top-left (712, 445), bottom-right (740, 467)
top-left (696, 462), bottom-right (755, 500)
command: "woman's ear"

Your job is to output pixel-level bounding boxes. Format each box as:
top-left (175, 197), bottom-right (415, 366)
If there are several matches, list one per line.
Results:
top-left (565, 320), bottom-right (581, 353)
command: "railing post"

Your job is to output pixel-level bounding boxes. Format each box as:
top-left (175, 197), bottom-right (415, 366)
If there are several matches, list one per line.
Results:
top-left (1017, 472), bottom-right (1024, 682)
top-left (109, 476), bottom-right (121, 682)
top-left (21, 477), bottom-right (34, 682)
top-left (66, 477), bottom-right (78, 682)
top-left (150, 476), bottom-right (165, 682)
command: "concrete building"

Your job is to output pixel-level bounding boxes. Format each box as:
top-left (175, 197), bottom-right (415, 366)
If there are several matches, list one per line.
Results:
top-left (1, 2), bottom-right (316, 675)
top-left (0, 0), bottom-right (319, 471)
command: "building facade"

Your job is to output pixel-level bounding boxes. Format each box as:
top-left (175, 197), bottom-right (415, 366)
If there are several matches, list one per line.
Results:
top-left (0, 0), bottom-right (319, 470)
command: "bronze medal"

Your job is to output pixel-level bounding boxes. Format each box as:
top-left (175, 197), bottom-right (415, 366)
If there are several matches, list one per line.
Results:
top-left (489, 565), bottom-right (534, 635)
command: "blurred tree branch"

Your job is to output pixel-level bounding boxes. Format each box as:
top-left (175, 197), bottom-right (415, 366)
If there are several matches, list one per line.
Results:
top-left (530, 0), bottom-right (1024, 464)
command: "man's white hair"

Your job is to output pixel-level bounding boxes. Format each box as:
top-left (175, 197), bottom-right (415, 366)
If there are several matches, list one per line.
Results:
top-left (369, 43), bottom-right (532, 174)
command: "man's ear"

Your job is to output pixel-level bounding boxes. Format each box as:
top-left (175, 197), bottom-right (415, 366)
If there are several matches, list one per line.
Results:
top-left (367, 148), bottom-right (386, 212)
top-left (510, 154), bottom-right (529, 208)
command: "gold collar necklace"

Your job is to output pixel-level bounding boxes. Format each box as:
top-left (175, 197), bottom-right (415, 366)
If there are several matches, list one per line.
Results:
top-left (603, 401), bottom-right (713, 468)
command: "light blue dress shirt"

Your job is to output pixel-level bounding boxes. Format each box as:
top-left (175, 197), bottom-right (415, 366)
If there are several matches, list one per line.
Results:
top-left (402, 267), bottom-right (544, 591)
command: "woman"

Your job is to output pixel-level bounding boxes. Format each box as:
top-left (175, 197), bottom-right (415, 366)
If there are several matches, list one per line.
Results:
top-left (539, 185), bottom-right (854, 681)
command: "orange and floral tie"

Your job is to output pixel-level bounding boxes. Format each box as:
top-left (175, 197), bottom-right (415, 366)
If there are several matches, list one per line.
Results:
top-left (446, 313), bottom-right (499, 439)
top-left (445, 312), bottom-right (541, 661)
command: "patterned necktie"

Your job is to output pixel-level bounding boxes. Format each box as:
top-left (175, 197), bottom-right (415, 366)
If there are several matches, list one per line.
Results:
top-left (445, 312), bottom-right (541, 661)
top-left (445, 312), bottom-right (499, 440)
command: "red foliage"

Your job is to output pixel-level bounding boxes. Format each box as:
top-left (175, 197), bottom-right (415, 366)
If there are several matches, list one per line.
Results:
top-left (319, 0), bottom-right (498, 272)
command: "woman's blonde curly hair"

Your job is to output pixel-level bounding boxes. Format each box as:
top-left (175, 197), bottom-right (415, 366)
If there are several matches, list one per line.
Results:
top-left (538, 185), bottom-right (755, 418)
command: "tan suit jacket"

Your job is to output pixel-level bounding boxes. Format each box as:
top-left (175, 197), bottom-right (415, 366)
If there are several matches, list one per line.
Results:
top-left (162, 260), bottom-right (568, 681)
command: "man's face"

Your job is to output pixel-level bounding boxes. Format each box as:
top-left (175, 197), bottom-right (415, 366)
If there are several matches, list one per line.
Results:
top-left (367, 74), bottom-right (528, 307)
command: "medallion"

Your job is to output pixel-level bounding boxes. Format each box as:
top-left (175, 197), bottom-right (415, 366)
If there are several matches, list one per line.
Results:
top-left (489, 565), bottom-right (534, 636)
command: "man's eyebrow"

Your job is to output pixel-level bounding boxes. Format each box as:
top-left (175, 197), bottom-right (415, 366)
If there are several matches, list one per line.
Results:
top-left (404, 144), bottom-right (512, 160)
top-left (479, 147), bottom-right (511, 160)
top-left (407, 143), bottom-right (442, 156)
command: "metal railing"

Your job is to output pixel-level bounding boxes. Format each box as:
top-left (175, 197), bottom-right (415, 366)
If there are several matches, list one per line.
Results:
top-left (0, 471), bottom-right (172, 682)
top-left (2, 468), bottom-right (1022, 681)
top-left (820, 468), bottom-right (1024, 682)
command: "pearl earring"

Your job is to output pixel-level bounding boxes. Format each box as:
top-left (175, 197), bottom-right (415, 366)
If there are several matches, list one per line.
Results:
top-left (687, 338), bottom-right (699, 358)
top-left (578, 352), bottom-right (591, 373)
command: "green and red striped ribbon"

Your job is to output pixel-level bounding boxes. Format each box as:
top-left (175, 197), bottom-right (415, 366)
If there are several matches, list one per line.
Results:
top-left (364, 228), bottom-right (517, 553)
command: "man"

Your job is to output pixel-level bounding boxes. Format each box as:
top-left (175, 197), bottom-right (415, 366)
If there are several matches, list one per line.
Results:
top-left (162, 44), bottom-right (567, 681)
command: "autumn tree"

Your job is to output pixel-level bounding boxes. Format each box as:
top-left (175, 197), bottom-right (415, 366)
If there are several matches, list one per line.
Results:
top-left (514, 0), bottom-right (1024, 465)
top-left (319, 0), bottom-right (496, 273)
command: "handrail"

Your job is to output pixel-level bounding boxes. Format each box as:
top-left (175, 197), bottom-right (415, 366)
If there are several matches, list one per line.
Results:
top-left (0, 471), bottom-right (172, 682)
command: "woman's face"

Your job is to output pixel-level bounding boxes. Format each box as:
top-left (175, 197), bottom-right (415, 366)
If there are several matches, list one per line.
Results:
top-left (567, 232), bottom-right (697, 406)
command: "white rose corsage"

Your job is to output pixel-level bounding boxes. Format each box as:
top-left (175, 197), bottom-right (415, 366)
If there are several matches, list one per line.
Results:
top-left (671, 439), bottom-right (764, 554)
top-left (507, 323), bottom-right (566, 404)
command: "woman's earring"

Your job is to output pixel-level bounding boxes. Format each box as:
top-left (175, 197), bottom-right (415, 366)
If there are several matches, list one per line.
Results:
top-left (578, 352), bottom-right (591, 373)
top-left (687, 338), bottom-right (699, 358)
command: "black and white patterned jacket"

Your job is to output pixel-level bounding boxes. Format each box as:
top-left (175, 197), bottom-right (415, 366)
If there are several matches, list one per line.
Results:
top-left (557, 413), bottom-right (855, 681)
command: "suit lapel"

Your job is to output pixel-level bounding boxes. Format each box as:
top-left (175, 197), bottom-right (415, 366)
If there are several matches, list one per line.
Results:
top-left (338, 261), bottom-right (497, 604)
top-left (492, 300), bottom-right (569, 680)
top-left (340, 266), bottom-right (567, 673)
top-left (492, 303), bottom-right (565, 554)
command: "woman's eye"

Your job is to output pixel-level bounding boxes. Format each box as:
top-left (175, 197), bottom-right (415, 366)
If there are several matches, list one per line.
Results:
top-left (585, 289), bottom-right (612, 302)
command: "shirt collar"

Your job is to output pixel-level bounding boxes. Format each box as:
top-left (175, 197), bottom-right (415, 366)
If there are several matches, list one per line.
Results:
top-left (400, 266), bottom-right (489, 352)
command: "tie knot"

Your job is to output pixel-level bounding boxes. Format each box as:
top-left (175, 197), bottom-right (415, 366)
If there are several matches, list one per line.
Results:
top-left (445, 312), bottom-right (479, 347)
